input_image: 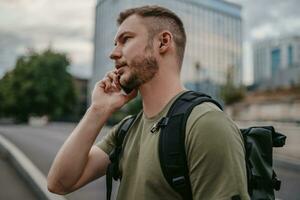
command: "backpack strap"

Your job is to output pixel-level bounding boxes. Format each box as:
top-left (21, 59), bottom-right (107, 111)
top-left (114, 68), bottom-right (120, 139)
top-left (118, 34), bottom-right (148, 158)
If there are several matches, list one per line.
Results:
top-left (106, 114), bottom-right (140, 200)
top-left (158, 91), bottom-right (222, 200)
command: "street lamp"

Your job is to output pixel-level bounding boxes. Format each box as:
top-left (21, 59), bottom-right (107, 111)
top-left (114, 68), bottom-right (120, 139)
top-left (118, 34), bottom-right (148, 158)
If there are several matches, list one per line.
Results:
top-left (195, 62), bottom-right (201, 92)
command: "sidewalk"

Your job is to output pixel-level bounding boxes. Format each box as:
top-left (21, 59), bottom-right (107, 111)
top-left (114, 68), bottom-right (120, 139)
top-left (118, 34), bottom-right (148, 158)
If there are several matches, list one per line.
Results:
top-left (0, 157), bottom-right (37, 200)
top-left (0, 134), bottom-right (67, 200)
top-left (273, 128), bottom-right (300, 162)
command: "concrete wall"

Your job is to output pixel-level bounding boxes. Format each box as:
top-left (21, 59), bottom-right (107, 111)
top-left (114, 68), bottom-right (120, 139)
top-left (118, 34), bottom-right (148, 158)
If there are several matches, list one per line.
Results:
top-left (227, 101), bottom-right (300, 122)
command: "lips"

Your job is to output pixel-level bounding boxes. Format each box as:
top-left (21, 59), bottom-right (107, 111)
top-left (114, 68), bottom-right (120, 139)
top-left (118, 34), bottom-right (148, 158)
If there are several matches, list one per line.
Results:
top-left (117, 66), bottom-right (126, 75)
top-left (115, 63), bottom-right (127, 69)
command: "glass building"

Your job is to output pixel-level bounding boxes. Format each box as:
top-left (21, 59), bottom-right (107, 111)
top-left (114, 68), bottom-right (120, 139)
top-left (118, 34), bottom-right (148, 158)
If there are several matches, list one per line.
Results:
top-left (253, 36), bottom-right (300, 85)
top-left (91, 0), bottom-right (242, 98)
top-left (271, 48), bottom-right (281, 76)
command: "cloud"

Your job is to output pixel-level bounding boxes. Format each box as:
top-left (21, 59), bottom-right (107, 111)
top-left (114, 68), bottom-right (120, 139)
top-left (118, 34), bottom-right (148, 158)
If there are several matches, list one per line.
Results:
top-left (0, 0), bottom-right (96, 79)
top-left (227, 0), bottom-right (300, 40)
top-left (226, 0), bottom-right (300, 84)
top-left (251, 24), bottom-right (280, 39)
top-left (1, 0), bottom-right (299, 82)
top-left (0, 31), bottom-right (34, 75)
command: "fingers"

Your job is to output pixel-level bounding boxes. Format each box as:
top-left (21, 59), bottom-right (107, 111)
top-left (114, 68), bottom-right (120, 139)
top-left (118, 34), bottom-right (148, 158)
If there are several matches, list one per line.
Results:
top-left (108, 70), bottom-right (121, 88)
top-left (101, 70), bottom-right (121, 92)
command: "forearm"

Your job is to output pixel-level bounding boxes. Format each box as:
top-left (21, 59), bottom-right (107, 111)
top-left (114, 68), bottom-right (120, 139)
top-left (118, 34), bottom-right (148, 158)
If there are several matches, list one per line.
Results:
top-left (47, 105), bottom-right (112, 190)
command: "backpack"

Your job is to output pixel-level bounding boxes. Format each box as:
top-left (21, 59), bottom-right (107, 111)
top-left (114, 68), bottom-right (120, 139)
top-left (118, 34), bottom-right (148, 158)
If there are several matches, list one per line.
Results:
top-left (106, 91), bottom-right (286, 200)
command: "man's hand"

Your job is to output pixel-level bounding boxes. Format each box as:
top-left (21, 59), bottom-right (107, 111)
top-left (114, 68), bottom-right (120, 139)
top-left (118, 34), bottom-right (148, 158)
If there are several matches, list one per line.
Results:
top-left (91, 70), bottom-right (137, 114)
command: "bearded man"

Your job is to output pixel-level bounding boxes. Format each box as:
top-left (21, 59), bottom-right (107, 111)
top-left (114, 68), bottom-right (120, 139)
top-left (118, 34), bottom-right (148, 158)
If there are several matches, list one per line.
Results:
top-left (48, 5), bottom-right (249, 200)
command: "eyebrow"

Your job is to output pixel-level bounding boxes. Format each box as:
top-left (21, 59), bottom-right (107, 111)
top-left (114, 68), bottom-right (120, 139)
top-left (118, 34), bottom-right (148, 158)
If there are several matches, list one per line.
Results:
top-left (114, 31), bottom-right (135, 46)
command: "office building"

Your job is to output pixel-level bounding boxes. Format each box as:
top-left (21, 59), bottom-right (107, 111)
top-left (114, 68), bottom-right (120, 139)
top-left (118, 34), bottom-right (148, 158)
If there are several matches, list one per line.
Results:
top-left (253, 36), bottom-right (300, 88)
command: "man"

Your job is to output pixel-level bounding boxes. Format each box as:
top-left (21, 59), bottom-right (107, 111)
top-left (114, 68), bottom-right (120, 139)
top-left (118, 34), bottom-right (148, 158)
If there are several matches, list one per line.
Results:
top-left (48, 5), bottom-right (250, 200)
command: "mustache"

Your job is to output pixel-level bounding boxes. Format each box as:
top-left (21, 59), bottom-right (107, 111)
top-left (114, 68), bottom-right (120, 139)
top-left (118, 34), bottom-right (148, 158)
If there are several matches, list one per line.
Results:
top-left (115, 61), bottom-right (127, 69)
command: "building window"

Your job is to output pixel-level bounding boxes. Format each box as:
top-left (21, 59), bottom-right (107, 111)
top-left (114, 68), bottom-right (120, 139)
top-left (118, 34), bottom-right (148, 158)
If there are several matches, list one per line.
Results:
top-left (271, 48), bottom-right (281, 75)
top-left (288, 45), bottom-right (293, 67)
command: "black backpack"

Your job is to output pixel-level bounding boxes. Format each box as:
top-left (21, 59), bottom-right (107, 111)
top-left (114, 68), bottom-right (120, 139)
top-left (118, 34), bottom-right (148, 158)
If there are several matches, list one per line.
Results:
top-left (106, 91), bottom-right (286, 200)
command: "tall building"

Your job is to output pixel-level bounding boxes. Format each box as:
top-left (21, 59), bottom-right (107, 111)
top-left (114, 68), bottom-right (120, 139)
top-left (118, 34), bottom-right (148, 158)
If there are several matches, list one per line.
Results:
top-left (253, 36), bottom-right (300, 87)
top-left (91, 0), bottom-right (242, 99)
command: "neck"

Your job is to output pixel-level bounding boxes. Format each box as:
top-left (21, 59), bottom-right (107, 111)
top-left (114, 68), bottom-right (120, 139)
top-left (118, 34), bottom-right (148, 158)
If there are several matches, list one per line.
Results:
top-left (139, 72), bottom-right (185, 118)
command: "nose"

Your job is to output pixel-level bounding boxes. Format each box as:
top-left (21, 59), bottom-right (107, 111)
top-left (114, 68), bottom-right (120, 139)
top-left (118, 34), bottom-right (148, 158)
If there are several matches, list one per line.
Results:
top-left (110, 46), bottom-right (122, 60)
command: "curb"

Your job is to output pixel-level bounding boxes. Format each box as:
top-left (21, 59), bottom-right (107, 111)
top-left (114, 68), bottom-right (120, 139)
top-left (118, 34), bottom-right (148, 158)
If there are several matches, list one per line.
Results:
top-left (0, 134), bottom-right (67, 200)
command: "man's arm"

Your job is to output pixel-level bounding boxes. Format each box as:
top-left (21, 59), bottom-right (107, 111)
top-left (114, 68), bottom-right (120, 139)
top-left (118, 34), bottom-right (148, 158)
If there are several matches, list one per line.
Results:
top-left (47, 105), bottom-right (111, 194)
top-left (47, 70), bottom-right (137, 194)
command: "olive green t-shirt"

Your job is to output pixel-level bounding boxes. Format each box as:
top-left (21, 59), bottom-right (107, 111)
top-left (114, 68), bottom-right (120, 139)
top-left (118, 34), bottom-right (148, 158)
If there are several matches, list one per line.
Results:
top-left (96, 91), bottom-right (250, 200)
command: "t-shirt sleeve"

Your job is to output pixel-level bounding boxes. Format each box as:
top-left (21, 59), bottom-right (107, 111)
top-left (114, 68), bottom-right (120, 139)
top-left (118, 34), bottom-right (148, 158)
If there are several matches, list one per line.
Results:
top-left (95, 117), bottom-right (130, 155)
top-left (185, 108), bottom-right (250, 200)
top-left (95, 125), bottom-right (117, 155)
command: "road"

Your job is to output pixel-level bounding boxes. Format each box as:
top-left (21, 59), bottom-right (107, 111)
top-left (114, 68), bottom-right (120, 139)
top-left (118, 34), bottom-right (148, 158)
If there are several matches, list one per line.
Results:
top-left (0, 123), bottom-right (117, 200)
top-left (274, 160), bottom-right (300, 200)
top-left (0, 121), bottom-right (300, 200)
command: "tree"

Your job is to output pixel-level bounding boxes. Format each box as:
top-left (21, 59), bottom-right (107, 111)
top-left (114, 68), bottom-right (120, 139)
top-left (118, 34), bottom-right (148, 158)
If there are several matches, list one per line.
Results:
top-left (0, 49), bottom-right (78, 122)
top-left (221, 66), bottom-right (245, 105)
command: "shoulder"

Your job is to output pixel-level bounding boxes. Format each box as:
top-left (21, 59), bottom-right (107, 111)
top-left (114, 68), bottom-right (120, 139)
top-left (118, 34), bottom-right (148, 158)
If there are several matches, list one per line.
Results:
top-left (185, 102), bottom-right (244, 153)
top-left (113, 113), bottom-right (141, 133)
top-left (186, 101), bottom-right (224, 133)
top-left (184, 102), bottom-right (249, 199)
top-left (95, 114), bottom-right (138, 154)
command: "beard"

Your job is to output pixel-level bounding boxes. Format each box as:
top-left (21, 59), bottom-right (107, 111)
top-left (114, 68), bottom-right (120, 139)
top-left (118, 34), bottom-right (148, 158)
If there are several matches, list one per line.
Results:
top-left (119, 52), bottom-right (158, 93)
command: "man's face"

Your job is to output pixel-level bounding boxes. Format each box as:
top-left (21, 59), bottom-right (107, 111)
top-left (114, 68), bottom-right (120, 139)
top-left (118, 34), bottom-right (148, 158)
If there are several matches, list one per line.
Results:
top-left (110, 15), bottom-right (159, 93)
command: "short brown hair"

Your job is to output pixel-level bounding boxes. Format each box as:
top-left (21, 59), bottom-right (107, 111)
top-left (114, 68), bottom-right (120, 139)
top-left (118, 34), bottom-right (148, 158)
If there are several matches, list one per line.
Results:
top-left (117, 5), bottom-right (186, 67)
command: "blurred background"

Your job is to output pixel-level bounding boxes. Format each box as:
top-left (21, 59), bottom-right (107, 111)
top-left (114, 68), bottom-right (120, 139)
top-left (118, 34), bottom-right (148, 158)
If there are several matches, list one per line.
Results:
top-left (0, 0), bottom-right (299, 200)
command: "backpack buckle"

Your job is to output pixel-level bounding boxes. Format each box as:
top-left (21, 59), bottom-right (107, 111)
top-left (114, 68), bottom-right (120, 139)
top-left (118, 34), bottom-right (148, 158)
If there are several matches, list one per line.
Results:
top-left (150, 117), bottom-right (169, 133)
top-left (172, 176), bottom-right (186, 188)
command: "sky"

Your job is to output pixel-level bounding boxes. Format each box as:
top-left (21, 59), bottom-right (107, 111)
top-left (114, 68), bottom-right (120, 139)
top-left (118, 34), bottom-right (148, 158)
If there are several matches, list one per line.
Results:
top-left (0, 0), bottom-right (95, 79)
top-left (227, 0), bottom-right (300, 84)
top-left (0, 0), bottom-right (300, 84)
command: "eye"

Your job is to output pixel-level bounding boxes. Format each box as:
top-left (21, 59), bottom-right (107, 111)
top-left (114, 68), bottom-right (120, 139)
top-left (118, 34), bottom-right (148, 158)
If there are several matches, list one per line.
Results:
top-left (123, 36), bottom-right (131, 43)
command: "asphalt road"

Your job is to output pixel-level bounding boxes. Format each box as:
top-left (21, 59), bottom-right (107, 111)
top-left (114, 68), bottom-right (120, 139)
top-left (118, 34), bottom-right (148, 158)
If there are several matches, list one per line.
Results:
top-left (274, 160), bottom-right (300, 200)
top-left (0, 122), bottom-right (300, 200)
top-left (0, 123), bottom-right (117, 200)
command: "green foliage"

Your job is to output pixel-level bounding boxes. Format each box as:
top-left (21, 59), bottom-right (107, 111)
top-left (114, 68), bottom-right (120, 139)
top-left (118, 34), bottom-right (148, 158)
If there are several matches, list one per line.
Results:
top-left (221, 66), bottom-right (245, 105)
top-left (108, 94), bottom-right (143, 126)
top-left (0, 49), bottom-right (78, 122)
top-left (126, 94), bottom-right (143, 115)
top-left (221, 84), bottom-right (245, 105)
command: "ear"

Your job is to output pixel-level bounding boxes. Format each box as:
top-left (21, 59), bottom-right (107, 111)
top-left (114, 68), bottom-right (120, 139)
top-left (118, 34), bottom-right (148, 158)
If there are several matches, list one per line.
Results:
top-left (158, 31), bottom-right (172, 54)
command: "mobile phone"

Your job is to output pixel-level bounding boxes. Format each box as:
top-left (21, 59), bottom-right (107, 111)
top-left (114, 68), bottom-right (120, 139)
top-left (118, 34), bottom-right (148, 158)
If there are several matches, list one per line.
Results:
top-left (121, 85), bottom-right (133, 95)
